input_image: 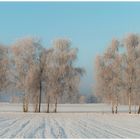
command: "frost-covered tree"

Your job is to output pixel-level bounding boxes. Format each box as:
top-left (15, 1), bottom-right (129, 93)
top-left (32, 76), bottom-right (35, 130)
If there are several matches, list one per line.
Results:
top-left (122, 34), bottom-right (140, 114)
top-left (95, 39), bottom-right (122, 113)
top-left (11, 37), bottom-right (44, 112)
top-left (95, 54), bottom-right (116, 112)
top-left (42, 48), bottom-right (54, 113)
top-left (34, 48), bottom-right (47, 112)
top-left (26, 65), bottom-right (40, 112)
top-left (46, 39), bottom-right (85, 112)
top-left (95, 34), bottom-right (140, 114)
top-left (95, 55), bottom-right (106, 102)
top-left (0, 45), bottom-right (9, 92)
top-left (106, 40), bottom-right (122, 113)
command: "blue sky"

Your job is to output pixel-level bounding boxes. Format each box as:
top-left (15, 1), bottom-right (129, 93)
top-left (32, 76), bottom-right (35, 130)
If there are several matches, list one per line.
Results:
top-left (0, 2), bottom-right (140, 95)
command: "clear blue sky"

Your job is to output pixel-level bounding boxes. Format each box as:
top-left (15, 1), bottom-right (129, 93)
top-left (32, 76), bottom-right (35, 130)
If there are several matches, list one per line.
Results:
top-left (0, 2), bottom-right (140, 95)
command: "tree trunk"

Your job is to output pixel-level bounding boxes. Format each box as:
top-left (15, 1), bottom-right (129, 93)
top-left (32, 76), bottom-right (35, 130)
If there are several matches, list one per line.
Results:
top-left (138, 105), bottom-right (140, 114)
top-left (115, 95), bottom-right (118, 114)
top-left (128, 89), bottom-right (131, 114)
top-left (110, 96), bottom-right (114, 114)
top-left (115, 106), bottom-right (117, 114)
top-left (112, 104), bottom-right (114, 114)
top-left (34, 95), bottom-right (39, 112)
top-left (47, 96), bottom-right (50, 113)
top-left (111, 100), bottom-right (114, 114)
top-left (134, 102), bottom-right (136, 114)
top-left (35, 104), bottom-right (38, 112)
top-left (23, 95), bottom-right (28, 112)
top-left (134, 93), bottom-right (136, 114)
top-left (38, 80), bottom-right (42, 113)
top-left (54, 98), bottom-right (57, 113)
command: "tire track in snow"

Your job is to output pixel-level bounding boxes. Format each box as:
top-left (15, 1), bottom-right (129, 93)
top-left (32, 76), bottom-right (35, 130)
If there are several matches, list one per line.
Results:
top-left (63, 117), bottom-right (88, 138)
top-left (6, 114), bottom-right (36, 138)
top-left (86, 116), bottom-right (128, 138)
top-left (44, 117), bottom-right (56, 138)
top-left (0, 113), bottom-right (140, 138)
top-left (104, 114), bottom-right (140, 136)
top-left (63, 123), bottom-right (81, 138)
top-left (87, 114), bottom-right (140, 138)
top-left (7, 120), bottom-right (30, 138)
top-left (61, 114), bottom-right (92, 138)
top-left (49, 118), bottom-right (67, 138)
top-left (20, 115), bottom-right (46, 138)
top-left (92, 114), bottom-right (140, 138)
top-left (71, 118), bottom-right (109, 138)
top-left (33, 116), bottom-right (46, 138)
top-left (0, 119), bottom-right (20, 135)
top-left (0, 118), bottom-right (17, 128)
top-left (53, 117), bottom-right (69, 138)
top-left (78, 118), bottom-right (123, 138)
top-left (0, 117), bottom-right (28, 138)
top-left (51, 118), bottom-right (67, 138)
top-left (14, 115), bottom-right (41, 138)
top-left (74, 119), bottom-right (102, 138)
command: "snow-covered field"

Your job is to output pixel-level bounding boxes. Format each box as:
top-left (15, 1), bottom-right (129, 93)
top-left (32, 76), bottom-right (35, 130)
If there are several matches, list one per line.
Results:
top-left (0, 103), bottom-right (140, 138)
top-left (0, 103), bottom-right (139, 113)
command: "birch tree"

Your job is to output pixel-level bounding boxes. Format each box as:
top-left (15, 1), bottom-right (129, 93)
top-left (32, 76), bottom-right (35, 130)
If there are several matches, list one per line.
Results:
top-left (95, 39), bottom-right (122, 113)
top-left (26, 65), bottom-right (40, 112)
top-left (11, 37), bottom-right (44, 112)
top-left (35, 47), bottom-right (47, 112)
top-left (43, 48), bottom-right (54, 113)
top-left (47, 39), bottom-right (84, 112)
top-left (122, 34), bottom-right (140, 114)
top-left (0, 45), bottom-right (9, 92)
top-left (95, 34), bottom-right (140, 114)
top-left (95, 55), bottom-right (106, 103)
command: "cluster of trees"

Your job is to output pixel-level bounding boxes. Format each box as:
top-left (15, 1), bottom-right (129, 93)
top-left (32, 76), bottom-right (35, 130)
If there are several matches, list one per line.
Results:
top-left (95, 33), bottom-right (140, 114)
top-left (0, 37), bottom-right (85, 113)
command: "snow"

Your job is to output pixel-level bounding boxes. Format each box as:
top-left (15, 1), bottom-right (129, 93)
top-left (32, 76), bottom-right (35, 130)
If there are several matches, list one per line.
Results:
top-left (0, 103), bottom-right (139, 113)
top-left (0, 103), bottom-right (140, 138)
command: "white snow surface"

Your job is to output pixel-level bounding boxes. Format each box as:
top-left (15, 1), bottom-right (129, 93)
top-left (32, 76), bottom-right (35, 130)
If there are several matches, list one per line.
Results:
top-left (0, 103), bottom-right (140, 138)
top-left (0, 112), bottom-right (140, 138)
top-left (0, 103), bottom-right (138, 113)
